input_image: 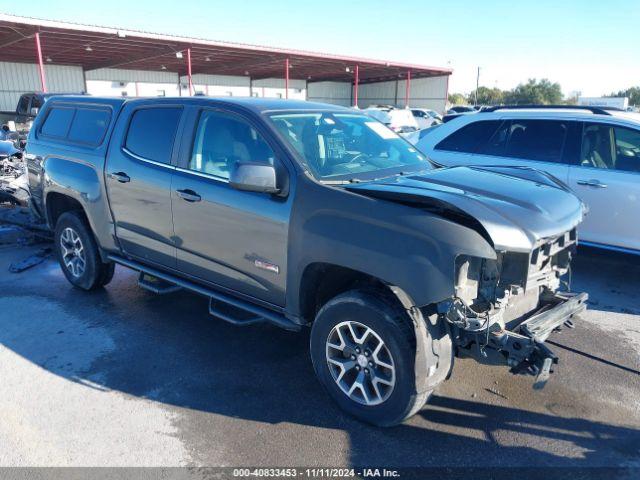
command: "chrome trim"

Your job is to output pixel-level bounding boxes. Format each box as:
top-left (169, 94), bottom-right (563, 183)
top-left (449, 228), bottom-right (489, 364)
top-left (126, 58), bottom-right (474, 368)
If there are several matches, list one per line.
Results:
top-left (121, 147), bottom-right (176, 170)
top-left (576, 179), bottom-right (608, 188)
top-left (174, 166), bottom-right (230, 184)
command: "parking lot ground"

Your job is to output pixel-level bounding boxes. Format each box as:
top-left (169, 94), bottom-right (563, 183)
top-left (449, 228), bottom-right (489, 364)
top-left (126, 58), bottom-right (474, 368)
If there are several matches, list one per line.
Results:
top-left (0, 231), bottom-right (639, 470)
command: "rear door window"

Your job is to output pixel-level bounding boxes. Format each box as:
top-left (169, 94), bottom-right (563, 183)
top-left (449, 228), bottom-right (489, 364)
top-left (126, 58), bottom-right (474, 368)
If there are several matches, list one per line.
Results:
top-left (504, 119), bottom-right (568, 162)
top-left (67, 108), bottom-right (111, 145)
top-left (40, 107), bottom-right (76, 138)
top-left (125, 107), bottom-right (182, 164)
top-left (435, 120), bottom-right (502, 153)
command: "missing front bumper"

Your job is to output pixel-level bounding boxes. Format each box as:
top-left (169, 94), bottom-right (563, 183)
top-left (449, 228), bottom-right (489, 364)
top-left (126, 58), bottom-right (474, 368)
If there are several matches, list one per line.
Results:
top-left (455, 291), bottom-right (588, 389)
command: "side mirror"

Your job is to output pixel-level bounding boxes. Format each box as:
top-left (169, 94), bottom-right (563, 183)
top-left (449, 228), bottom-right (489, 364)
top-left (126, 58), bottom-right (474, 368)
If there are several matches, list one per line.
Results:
top-left (229, 162), bottom-right (280, 194)
top-left (29, 107), bottom-right (39, 117)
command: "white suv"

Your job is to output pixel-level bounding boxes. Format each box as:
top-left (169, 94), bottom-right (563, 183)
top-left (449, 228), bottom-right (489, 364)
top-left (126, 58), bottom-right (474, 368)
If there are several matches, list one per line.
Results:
top-left (416, 106), bottom-right (640, 254)
top-left (411, 108), bottom-right (442, 129)
top-left (363, 106), bottom-right (419, 133)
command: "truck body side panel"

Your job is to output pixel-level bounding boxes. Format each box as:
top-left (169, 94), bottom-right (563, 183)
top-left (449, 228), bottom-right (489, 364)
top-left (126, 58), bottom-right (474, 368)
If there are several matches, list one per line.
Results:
top-left (26, 96), bottom-right (127, 255)
top-left (169, 104), bottom-right (298, 307)
top-left (42, 154), bottom-right (119, 253)
top-left (285, 177), bottom-right (497, 317)
top-left (103, 101), bottom-right (183, 268)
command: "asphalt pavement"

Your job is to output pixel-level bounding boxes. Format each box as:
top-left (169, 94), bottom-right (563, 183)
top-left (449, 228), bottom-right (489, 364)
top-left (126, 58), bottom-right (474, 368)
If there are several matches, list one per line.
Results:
top-left (0, 224), bottom-right (639, 472)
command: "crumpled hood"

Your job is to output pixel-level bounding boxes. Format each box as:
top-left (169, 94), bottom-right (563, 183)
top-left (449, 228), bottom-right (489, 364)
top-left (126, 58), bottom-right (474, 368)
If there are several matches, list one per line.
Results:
top-left (346, 166), bottom-right (585, 252)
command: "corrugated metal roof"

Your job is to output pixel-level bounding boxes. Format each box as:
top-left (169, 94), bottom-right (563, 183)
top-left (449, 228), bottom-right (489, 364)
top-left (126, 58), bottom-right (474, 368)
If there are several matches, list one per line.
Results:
top-left (0, 13), bottom-right (452, 84)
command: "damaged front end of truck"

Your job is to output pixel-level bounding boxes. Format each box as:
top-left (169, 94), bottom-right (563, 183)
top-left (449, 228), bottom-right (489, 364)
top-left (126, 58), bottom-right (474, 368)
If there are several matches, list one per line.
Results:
top-left (347, 165), bottom-right (589, 389)
top-left (439, 228), bottom-right (587, 388)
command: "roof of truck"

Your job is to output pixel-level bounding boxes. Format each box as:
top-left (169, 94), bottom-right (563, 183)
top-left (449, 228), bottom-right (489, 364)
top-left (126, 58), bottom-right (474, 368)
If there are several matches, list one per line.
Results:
top-left (44, 95), bottom-right (355, 113)
top-left (189, 97), bottom-right (354, 112)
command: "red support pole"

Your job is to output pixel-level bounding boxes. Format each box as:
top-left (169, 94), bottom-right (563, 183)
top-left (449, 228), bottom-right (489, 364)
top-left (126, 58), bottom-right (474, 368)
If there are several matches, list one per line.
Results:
top-left (34, 32), bottom-right (47, 93)
top-left (285, 58), bottom-right (290, 99)
top-left (353, 64), bottom-right (359, 108)
top-left (444, 74), bottom-right (450, 113)
top-left (405, 69), bottom-right (411, 108)
top-left (187, 48), bottom-right (193, 96)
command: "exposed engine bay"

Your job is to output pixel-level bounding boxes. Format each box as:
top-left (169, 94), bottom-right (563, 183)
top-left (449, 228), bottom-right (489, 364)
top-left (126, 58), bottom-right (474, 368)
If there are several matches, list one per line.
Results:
top-left (0, 140), bottom-right (28, 206)
top-left (437, 228), bottom-right (588, 388)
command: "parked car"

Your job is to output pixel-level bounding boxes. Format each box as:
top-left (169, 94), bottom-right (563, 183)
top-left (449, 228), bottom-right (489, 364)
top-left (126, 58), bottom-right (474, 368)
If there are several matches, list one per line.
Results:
top-left (26, 96), bottom-right (587, 426)
top-left (15, 92), bottom-right (47, 123)
top-left (0, 92), bottom-right (84, 134)
top-left (447, 105), bottom-right (476, 114)
top-left (400, 123), bottom-right (443, 145)
top-left (363, 105), bottom-right (419, 133)
top-left (416, 105), bottom-right (640, 254)
top-left (411, 108), bottom-right (442, 129)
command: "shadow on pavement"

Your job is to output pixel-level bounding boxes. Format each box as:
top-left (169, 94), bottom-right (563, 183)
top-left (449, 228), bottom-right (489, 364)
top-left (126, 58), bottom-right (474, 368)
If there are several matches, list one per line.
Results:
top-left (573, 247), bottom-right (640, 316)
top-left (0, 242), bottom-right (639, 469)
top-left (1, 282), bottom-right (639, 469)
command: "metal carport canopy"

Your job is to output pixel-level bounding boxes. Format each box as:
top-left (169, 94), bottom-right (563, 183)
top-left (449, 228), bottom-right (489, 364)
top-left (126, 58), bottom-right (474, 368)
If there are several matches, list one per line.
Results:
top-left (0, 13), bottom-right (451, 87)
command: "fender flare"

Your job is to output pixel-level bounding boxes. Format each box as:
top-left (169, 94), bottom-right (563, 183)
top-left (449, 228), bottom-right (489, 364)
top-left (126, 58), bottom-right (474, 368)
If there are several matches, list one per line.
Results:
top-left (388, 285), bottom-right (453, 395)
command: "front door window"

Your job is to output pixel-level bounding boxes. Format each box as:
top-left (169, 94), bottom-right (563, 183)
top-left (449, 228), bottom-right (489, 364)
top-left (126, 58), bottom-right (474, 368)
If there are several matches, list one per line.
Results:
top-left (189, 110), bottom-right (275, 179)
top-left (580, 123), bottom-right (640, 172)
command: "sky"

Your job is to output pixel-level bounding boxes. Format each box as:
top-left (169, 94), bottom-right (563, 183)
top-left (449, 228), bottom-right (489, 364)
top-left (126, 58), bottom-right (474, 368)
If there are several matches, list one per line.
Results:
top-left (2, 0), bottom-right (639, 97)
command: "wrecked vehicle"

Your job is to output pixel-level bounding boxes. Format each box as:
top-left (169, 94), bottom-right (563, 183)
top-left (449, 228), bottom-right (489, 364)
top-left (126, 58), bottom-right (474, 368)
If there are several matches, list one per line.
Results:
top-left (0, 93), bottom-right (43, 134)
top-left (0, 139), bottom-right (28, 206)
top-left (0, 92), bottom-right (79, 135)
top-left (26, 96), bottom-right (588, 426)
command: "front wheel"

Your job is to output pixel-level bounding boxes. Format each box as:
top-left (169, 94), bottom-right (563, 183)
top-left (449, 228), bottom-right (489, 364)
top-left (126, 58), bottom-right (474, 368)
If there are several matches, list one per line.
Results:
top-left (310, 290), bottom-right (442, 426)
top-left (54, 211), bottom-right (115, 290)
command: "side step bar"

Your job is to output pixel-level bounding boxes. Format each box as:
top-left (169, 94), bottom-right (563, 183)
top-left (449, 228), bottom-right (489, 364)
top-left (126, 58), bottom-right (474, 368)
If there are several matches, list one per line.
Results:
top-left (209, 299), bottom-right (264, 327)
top-left (108, 254), bottom-right (301, 332)
top-left (138, 272), bottom-right (182, 294)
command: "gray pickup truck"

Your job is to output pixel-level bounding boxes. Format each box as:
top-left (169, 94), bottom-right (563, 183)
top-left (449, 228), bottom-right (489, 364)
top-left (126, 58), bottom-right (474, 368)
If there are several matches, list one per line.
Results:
top-left (26, 95), bottom-right (588, 426)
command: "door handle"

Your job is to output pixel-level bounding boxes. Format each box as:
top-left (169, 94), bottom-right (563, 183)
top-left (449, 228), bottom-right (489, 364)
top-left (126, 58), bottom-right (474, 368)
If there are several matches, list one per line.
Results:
top-left (176, 189), bottom-right (201, 202)
top-left (576, 179), bottom-right (607, 188)
top-left (108, 171), bottom-right (131, 183)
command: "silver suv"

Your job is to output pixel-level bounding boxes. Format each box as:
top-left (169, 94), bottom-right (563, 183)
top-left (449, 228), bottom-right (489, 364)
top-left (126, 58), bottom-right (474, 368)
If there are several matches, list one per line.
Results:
top-left (416, 106), bottom-right (640, 254)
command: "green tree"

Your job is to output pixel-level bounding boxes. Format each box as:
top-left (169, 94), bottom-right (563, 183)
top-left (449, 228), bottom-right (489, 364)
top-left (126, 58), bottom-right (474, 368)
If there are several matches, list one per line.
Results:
top-left (472, 86), bottom-right (505, 105)
top-left (563, 91), bottom-right (580, 105)
top-left (504, 78), bottom-right (563, 105)
top-left (607, 86), bottom-right (640, 106)
top-left (448, 92), bottom-right (467, 105)
top-left (563, 95), bottom-right (579, 105)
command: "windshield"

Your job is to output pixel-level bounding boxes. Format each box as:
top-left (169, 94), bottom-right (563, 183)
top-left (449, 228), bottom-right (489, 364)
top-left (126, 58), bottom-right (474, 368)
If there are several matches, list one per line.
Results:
top-left (269, 111), bottom-right (432, 181)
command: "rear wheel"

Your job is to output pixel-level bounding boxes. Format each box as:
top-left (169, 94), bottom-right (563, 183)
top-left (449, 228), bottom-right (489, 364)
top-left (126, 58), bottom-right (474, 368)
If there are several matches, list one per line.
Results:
top-left (310, 289), bottom-right (448, 426)
top-left (54, 211), bottom-right (115, 290)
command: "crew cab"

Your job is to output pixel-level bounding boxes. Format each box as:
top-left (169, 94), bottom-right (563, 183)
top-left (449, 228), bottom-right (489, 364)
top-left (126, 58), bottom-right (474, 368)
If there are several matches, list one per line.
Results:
top-left (26, 96), bottom-right (588, 426)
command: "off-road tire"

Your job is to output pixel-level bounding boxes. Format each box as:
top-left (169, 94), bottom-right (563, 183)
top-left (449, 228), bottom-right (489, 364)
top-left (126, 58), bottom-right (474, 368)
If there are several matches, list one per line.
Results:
top-left (310, 289), bottom-right (449, 427)
top-left (54, 211), bottom-right (115, 290)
